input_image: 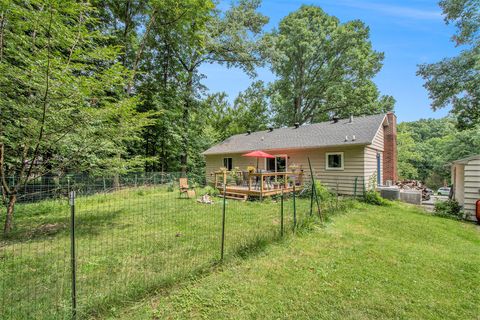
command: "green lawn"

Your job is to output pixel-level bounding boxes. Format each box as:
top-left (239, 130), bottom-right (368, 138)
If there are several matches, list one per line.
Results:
top-left (0, 186), bottom-right (314, 319)
top-left (115, 202), bottom-right (480, 320)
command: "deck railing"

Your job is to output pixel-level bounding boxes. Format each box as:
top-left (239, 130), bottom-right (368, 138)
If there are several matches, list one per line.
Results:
top-left (213, 170), bottom-right (304, 195)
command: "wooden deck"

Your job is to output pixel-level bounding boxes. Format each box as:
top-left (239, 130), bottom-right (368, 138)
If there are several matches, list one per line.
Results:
top-left (213, 170), bottom-right (304, 200)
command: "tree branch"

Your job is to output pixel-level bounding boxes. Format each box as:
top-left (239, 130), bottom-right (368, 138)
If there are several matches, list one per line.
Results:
top-left (126, 9), bottom-right (157, 94)
top-left (25, 6), bottom-right (54, 181)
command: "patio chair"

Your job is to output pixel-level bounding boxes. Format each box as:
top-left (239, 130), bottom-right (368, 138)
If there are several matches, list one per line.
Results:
top-left (242, 171), bottom-right (250, 187)
top-left (179, 178), bottom-right (195, 198)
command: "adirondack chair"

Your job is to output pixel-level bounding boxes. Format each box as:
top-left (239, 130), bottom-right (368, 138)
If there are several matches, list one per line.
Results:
top-left (179, 178), bottom-right (195, 198)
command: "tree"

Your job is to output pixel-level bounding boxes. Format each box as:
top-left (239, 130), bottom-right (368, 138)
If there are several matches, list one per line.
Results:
top-left (232, 81), bottom-right (271, 133)
top-left (158, 0), bottom-right (268, 173)
top-left (0, 0), bottom-right (148, 234)
top-left (397, 131), bottom-right (420, 180)
top-left (417, 0), bottom-right (479, 130)
top-left (397, 116), bottom-right (480, 188)
top-left (264, 5), bottom-right (394, 126)
top-left (205, 81), bottom-right (271, 142)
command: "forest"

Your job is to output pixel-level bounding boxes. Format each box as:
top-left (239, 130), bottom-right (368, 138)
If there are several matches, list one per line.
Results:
top-left (0, 0), bottom-right (478, 233)
top-left (397, 117), bottom-right (480, 189)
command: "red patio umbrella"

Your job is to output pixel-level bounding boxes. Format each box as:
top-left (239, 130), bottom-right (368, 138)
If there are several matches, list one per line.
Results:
top-left (242, 150), bottom-right (275, 171)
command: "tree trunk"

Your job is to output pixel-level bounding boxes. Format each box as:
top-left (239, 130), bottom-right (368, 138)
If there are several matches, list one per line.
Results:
top-left (180, 72), bottom-right (193, 176)
top-left (3, 193), bottom-right (16, 235)
top-left (113, 174), bottom-right (120, 189)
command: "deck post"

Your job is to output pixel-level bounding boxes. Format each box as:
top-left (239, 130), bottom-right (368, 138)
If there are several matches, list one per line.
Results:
top-left (260, 173), bottom-right (264, 201)
top-left (248, 174), bottom-right (252, 191)
top-left (284, 173), bottom-right (288, 189)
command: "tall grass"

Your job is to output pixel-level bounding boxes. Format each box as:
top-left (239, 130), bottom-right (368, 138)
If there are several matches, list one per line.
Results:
top-left (0, 186), bottom-right (324, 319)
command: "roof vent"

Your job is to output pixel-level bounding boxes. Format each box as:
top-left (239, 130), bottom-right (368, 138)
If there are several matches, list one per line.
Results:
top-left (246, 130), bottom-right (251, 135)
top-left (268, 127), bottom-right (273, 132)
top-left (352, 135), bottom-right (356, 141)
top-left (294, 122), bottom-right (300, 128)
top-left (332, 116), bottom-right (339, 123)
top-left (349, 115), bottom-right (354, 123)
top-left (345, 135), bottom-right (348, 142)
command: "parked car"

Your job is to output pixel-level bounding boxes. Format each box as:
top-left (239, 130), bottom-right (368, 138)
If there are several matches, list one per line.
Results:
top-left (437, 187), bottom-right (451, 196)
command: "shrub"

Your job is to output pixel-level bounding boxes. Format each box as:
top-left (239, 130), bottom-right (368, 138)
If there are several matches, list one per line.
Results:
top-left (300, 180), bottom-right (334, 202)
top-left (362, 190), bottom-right (390, 206)
top-left (434, 199), bottom-right (463, 219)
top-left (200, 186), bottom-right (219, 197)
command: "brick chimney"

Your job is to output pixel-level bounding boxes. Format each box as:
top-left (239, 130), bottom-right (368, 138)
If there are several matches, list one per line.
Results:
top-left (383, 112), bottom-right (398, 183)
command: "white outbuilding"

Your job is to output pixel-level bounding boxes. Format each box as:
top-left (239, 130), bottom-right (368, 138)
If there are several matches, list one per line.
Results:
top-left (451, 155), bottom-right (480, 221)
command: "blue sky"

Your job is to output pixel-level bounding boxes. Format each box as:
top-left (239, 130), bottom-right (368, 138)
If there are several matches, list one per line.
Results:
top-left (199, 0), bottom-right (461, 123)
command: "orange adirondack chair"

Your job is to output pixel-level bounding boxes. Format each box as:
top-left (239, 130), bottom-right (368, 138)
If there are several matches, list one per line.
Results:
top-left (179, 178), bottom-right (195, 198)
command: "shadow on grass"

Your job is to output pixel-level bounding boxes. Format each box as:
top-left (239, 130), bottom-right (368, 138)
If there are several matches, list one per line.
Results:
top-left (0, 209), bottom-right (126, 244)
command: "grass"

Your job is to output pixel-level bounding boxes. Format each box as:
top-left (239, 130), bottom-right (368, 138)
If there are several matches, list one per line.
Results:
top-left (114, 202), bottom-right (480, 320)
top-left (0, 186), bottom-right (316, 319)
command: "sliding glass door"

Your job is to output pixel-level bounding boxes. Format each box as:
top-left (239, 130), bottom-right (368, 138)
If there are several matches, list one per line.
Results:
top-left (266, 155), bottom-right (287, 172)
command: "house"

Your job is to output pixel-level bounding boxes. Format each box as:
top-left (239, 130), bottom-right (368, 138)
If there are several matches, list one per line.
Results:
top-left (451, 155), bottom-right (480, 221)
top-left (203, 112), bottom-right (398, 196)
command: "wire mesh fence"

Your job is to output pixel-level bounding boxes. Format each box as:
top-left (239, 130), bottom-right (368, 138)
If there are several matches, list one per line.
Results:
top-left (0, 172), bottom-right (362, 319)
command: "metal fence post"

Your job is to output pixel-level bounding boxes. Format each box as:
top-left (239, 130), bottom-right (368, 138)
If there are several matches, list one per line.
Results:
top-left (336, 180), bottom-right (339, 210)
top-left (354, 176), bottom-right (358, 198)
top-left (280, 187), bottom-right (284, 237)
top-left (69, 191), bottom-right (77, 319)
top-left (292, 184), bottom-right (297, 231)
top-left (309, 180), bottom-right (314, 216)
top-left (220, 183), bottom-right (226, 260)
top-left (362, 177), bottom-right (366, 198)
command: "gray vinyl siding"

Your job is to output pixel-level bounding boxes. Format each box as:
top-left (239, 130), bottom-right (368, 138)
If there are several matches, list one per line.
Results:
top-left (370, 123), bottom-right (384, 151)
top-left (364, 147), bottom-right (379, 188)
top-left (363, 124), bottom-right (385, 187)
top-left (463, 159), bottom-right (480, 220)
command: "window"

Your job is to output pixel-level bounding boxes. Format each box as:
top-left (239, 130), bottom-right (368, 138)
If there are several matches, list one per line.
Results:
top-left (223, 157), bottom-right (233, 171)
top-left (265, 155), bottom-right (287, 172)
top-left (326, 152), bottom-right (344, 170)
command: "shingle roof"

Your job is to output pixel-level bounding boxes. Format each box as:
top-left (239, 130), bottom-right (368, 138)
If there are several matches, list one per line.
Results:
top-left (452, 154), bottom-right (480, 164)
top-left (203, 113), bottom-right (387, 155)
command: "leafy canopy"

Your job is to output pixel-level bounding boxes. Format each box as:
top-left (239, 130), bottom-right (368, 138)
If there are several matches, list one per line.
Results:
top-left (264, 5), bottom-right (394, 126)
top-left (417, 0), bottom-right (480, 130)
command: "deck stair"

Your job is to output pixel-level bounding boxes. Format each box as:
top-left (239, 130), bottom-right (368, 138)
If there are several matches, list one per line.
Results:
top-left (219, 190), bottom-right (248, 201)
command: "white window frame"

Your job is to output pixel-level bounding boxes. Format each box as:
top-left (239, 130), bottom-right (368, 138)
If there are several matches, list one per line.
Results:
top-left (325, 152), bottom-right (344, 171)
top-left (223, 157), bottom-right (233, 171)
top-left (265, 154), bottom-right (288, 172)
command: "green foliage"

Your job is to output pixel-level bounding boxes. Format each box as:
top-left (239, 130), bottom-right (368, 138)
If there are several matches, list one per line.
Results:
top-left (264, 5), bottom-right (394, 126)
top-left (434, 199), bottom-right (463, 219)
top-left (200, 186), bottom-right (220, 197)
top-left (397, 117), bottom-right (480, 188)
top-left (417, 0), bottom-right (479, 129)
top-left (205, 82), bottom-right (271, 143)
top-left (361, 190), bottom-right (390, 206)
top-left (301, 180), bottom-right (334, 202)
top-left (0, 0), bottom-right (154, 233)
